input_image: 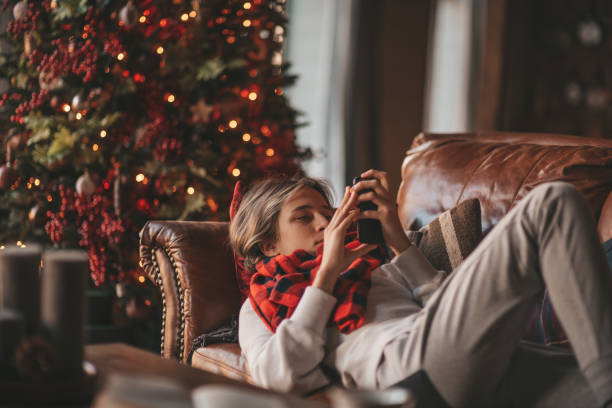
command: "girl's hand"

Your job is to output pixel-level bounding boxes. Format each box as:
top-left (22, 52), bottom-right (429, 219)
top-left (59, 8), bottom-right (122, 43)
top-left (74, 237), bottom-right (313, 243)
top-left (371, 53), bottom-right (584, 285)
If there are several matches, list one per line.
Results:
top-left (313, 186), bottom-right (377, 294)
top-left (352, 169), bottom-right (412, 256)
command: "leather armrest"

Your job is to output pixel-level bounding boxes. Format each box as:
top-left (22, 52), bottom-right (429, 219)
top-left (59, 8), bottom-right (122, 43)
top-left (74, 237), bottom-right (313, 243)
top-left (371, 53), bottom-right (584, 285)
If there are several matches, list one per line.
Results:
top-left (139, 221), bottom-right (241, 363)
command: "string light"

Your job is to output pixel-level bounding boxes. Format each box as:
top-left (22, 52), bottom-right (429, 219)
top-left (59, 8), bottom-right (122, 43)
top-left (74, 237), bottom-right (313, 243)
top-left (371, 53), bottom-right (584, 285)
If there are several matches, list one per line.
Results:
top-left (100, 129), bottom-right (107, 138)
top-left (16, 241), bottom-right (22, 247)
top-left (243, 2), bottom-right (252, 9)
top-left (166, 94), bottom-right (175, 103)
top-left (117, 52), bottom-right (125, 61)
top-left (92, 144), bottom-right (99, 151)
top-left (248, 92), bottom-right (257, 101)
top-left (135, 173), bottom-right (145, 182)
top-left (75, 112), bottom-right (82, 120)
top-left (180, 13), bottom-right (189, 21)
top-left (242, 133), bottom-right (251, 142)
top-left (47, 195), bottom-right (53, 202)
top-left (243, 19), bottom-right (252, 27)
top-left (156, 46), bottom-right (164, 54)
top-left (228, 119), bottom-right (238, 128)
top-left (189, 10), bottom-right (197, 18)
top-left (187, 186), bottom-right (195, 195)
top-left (34, 179), bottom-right (40, 186)
top-left (232, 168), bottom-right (241, 177)
top-left (265, 148), bottom-right (275, 157)
top-left (138, 275), bottom-right (146, 283)
top-left (139, 16), bottom-right (146, 23)
top-left (160, 19), bottom-right (168, 27)
top-left (62, 103), bottom-right (71, 112)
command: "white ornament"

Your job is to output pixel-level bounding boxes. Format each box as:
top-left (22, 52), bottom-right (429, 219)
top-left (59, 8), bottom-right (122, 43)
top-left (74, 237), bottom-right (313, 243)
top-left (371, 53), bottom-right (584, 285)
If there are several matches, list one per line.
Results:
top-left (119, 1), bottom-right (138, 27)
top-left (13, 1), bottom-right (27, 20)
top-left (76, 172), bottom-right (96, 196)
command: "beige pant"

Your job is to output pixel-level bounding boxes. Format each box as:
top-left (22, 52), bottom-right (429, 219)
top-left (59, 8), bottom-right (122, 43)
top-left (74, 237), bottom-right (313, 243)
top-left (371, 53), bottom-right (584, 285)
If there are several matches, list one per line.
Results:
top-left (382, 182), bottom-right (612, 407)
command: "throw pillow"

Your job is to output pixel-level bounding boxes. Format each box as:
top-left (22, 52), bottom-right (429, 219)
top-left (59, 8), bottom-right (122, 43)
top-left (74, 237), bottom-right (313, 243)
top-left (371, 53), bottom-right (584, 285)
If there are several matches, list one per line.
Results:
top-left (405, 198), bottom-right (483, 272)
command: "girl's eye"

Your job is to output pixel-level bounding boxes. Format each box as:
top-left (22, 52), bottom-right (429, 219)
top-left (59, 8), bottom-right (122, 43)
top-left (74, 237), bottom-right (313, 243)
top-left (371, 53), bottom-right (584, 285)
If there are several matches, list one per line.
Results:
top-left (297, 215), bottom-right (312, 222)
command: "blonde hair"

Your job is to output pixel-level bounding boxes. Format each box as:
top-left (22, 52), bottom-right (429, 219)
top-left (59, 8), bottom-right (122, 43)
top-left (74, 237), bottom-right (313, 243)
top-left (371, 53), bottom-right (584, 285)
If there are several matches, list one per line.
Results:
top-left (229, 176), bottom-right (333, 271)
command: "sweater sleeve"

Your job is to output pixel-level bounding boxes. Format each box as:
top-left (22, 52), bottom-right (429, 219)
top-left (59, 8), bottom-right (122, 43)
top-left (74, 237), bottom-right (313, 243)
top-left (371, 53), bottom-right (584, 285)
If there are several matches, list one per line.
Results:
top-left (239, 285), bottom-right (337, 394)
top-left (384, 245), bottom-right (447, 306)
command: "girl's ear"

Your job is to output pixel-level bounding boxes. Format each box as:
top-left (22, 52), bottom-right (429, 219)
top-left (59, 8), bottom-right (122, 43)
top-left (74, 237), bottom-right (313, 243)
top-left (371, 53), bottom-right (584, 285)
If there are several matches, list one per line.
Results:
top-left (260, 241), bottom-right (278, 257)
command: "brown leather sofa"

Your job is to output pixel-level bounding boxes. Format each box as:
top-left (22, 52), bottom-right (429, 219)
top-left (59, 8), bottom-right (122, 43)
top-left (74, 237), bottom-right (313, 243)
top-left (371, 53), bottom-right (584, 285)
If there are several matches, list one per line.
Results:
top-left (138, 132), bottom-right (612, 387)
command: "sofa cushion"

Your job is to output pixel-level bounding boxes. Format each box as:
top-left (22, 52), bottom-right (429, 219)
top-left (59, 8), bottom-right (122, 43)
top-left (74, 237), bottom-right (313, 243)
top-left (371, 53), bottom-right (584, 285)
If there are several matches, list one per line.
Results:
top-left (191, 343), bottom-right (253, 384)
top-left (406, 198), bottom-right (483, 272)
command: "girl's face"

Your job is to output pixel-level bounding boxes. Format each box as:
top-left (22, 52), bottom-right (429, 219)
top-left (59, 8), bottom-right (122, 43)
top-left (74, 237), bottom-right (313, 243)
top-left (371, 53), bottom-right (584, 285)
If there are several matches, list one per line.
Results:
top-left (262, 187), bottom-right (333, 257)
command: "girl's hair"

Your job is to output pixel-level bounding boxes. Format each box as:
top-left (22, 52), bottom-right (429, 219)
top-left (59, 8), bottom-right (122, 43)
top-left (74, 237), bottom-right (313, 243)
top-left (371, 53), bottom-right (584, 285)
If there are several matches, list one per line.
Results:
top-left (229, 176), bottom-right (333, 271)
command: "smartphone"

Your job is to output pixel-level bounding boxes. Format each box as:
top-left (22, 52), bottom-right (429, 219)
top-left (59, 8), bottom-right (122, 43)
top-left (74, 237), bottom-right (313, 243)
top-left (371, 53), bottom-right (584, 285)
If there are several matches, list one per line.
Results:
top-left (352, 177), bottom-right (385, 244)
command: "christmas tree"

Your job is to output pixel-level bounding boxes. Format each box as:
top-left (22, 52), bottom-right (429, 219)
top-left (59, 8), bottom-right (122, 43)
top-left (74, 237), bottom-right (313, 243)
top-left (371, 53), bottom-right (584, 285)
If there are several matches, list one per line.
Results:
top-left (0, 0), bottom-right (307, 288)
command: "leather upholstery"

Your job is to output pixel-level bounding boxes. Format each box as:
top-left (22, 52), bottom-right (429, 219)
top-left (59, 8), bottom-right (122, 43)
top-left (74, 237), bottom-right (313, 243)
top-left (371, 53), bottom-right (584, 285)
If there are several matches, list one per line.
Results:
top-left (398, 132), bottom-right (612, 234)
top-left (138, 132), bottom-right (612, 384)
top-left (139, 221), bottom-right (241, 362)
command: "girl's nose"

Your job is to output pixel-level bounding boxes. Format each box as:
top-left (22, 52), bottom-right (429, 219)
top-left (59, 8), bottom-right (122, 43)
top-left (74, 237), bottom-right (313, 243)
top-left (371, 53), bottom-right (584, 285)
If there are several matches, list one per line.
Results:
top-left (315, 213), bottom-right (329, 231)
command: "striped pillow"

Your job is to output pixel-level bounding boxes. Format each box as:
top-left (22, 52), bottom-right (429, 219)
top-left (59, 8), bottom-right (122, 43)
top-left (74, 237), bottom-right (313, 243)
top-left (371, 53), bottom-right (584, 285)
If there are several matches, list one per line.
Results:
top-left (406, 198), bottom-right (482, 272)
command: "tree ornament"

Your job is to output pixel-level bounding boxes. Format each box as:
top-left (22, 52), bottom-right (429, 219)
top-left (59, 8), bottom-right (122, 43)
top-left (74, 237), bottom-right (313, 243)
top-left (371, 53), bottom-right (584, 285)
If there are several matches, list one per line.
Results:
top-left (0, 148), bottom-right (18, 190)
top-left (71, 93), bottom-right (86, 111)
top-left (23, 32), bottom-right (32, 56)
top-left (12, 1), bottom-right (27, 21)
top-left (76, 171), bottom-right (96, 196)
top-left (28, 204), bottom-right (45, 225)
top-left (189, 98), bottom-right (215, 123)
top-left (119, 1), bottom-right (138, 27)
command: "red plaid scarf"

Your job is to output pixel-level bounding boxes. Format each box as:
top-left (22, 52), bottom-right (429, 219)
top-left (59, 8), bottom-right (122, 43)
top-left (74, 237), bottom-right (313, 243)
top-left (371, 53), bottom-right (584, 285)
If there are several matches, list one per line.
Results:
top-left (249, 236), bottom-right (385, 334)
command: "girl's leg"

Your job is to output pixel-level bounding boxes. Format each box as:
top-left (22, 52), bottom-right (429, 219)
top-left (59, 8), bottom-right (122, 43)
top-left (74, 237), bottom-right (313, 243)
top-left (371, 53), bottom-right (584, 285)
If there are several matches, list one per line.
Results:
top-left (411, 182), bottom-right (612, 407)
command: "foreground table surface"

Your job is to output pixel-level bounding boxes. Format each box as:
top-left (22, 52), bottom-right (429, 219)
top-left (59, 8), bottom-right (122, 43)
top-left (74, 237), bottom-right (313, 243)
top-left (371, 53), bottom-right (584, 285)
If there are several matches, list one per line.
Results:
top-left (86, 342), bottom-right (257, 392)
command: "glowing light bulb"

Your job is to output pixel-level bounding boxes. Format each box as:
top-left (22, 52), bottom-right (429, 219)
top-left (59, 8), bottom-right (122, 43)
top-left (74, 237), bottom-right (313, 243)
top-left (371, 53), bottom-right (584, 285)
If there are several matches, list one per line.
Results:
top-left (117, 52), bottom-right (125, 61)
top-left (181, 13), bottom-right (189, 21)
top-left (75, 112), bottom-right (82, 120)
top-left (166, 94), bottom-right (175, 103)
top-left (138, 275), bottom-right (146, 283)
top-left (100, 129), bottom-right (107, 138)
top-left (242, 133), bottom-right (251, 142)
top-left (156, 46), bottom-right (164, 54)
top-left (187, 186), bottom-right (195, 195)
top-left (34, 179), bottom-right (40, 186)
top-left (265, 148), bottom-right (275, 157)
top-left (229, 120), bottom-right (238, 128)
top-left (248, 92), bottom-right (257, 101)
top-left (62, 103), bottom-right (71, 112)
top-left (189, 10), bottom-right (197, 18)
top-left (139, 16), bottom-right (146, 23)
top-left (92, 144), bottom-right (99, 151)
top-left (243, 19), bottom-right (252, 27)
top-left (243, 2), bottom-right (252, 9)
top-left (232, 168), bottom-right (241, 177)
top-left (136, 173), bottom-right (145, 182)
top-left (16, 241), bottom-right (22, 247)
top-left (47, 195), bottom-right (53, 202)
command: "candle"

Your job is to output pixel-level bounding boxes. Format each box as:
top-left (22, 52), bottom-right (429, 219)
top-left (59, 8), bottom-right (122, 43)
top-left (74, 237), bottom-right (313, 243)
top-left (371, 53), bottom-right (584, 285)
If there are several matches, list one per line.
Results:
top-left (0, 245), bottom-right (42, 335)
top-left (40, 250), bottom-right (88, 379)
top-left (0, 309), bottom-right (24, 378)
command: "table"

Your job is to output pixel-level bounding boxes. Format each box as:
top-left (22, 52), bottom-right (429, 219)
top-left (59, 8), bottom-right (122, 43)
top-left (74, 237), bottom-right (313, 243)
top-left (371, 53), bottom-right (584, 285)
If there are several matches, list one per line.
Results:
top-left (87, 343), bottom-right (326, 407)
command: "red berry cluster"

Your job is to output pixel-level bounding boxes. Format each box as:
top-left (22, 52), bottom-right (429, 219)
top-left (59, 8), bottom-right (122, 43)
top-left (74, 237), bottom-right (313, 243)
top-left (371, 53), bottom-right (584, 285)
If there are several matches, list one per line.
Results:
top-left (11, 90), bottom-right (49, 123)
top-left (103, 34), bottom-right (124, 59)
top-left (44, 184), bottom-right (125, 286)
top-left (0, 92), bottom-right (23, 107)
top-left (6, 1), bottom-right (43, 37)
top-left (39, 38), bottom-right (99, 83)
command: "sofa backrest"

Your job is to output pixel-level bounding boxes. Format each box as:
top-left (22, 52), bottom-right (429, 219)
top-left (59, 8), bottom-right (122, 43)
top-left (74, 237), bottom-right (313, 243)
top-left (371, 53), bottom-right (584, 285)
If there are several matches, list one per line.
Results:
top-left (398, 132), bottom-right (612, 236)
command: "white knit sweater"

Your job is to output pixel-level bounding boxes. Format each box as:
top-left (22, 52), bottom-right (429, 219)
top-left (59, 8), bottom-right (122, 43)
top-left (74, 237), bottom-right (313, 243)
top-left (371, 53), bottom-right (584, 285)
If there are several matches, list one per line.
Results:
top-left (238, 245), bottom-right (446, 394)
